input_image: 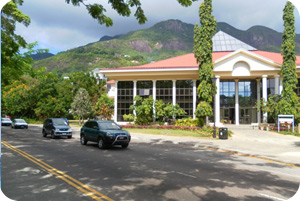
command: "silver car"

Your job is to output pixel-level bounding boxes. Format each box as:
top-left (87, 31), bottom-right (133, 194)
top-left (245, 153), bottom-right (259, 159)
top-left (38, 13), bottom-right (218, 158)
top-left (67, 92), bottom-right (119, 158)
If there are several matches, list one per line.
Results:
top-left (1, 118), bottom-right (12, 126)
top-left (11, 119), bottom-right (28, 129)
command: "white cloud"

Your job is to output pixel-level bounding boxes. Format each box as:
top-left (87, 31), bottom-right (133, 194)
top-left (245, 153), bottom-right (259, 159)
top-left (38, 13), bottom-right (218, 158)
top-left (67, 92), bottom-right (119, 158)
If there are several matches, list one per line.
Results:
top-left (14, 0), bottom-right (300, 54)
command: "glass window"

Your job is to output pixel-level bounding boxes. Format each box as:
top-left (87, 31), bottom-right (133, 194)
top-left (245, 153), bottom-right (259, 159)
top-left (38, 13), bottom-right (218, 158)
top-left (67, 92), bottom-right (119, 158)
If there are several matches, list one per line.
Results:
top-left (137, 81), bottom-right (153, 98)
top-left (91, 122), bottom-right (98, 129)
top-left (267, 78), bottom-right (275, 95)
top-left (117, 81), bottom-right (134, 121)
top-left (176, 80), bottom-right (193, 118)
top-left (238, 81), bottom-right (257, 107)
top-left (156, 80), bottom-right (172, 103)
top-left (99, 122), bottom-right (120, 130)
top-left (220, 81), bottom-right (235, 108)
top-left (296, 78), bottom-right (300, 96)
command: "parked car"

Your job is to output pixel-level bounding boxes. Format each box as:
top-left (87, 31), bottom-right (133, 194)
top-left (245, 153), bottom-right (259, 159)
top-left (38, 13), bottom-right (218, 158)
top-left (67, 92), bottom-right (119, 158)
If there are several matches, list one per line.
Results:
top-left (11, 119), bottom-right (28, 129)
top-left (42, 118), bottom-right (72, 139)
top-left (80, 120), bottom-right (131, 149)
top-left (1, 118), bottom-right (12, 126)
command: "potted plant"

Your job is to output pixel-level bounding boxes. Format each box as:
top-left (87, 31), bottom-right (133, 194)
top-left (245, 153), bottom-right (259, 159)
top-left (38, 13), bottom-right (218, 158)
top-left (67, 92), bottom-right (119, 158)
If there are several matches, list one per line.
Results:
top-left (221, 119), bottom-right (227, 125)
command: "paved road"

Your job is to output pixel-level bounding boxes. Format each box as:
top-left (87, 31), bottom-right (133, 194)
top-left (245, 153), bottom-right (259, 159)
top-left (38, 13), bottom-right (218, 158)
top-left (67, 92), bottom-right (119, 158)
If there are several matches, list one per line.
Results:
top-left (1, 125), bottom-right (300, 201)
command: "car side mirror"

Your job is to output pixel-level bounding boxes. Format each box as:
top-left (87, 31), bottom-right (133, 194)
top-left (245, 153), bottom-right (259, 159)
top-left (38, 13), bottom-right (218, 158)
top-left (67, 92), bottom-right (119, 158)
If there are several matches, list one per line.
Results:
top-left (93, 126), bottom-right (98, 130)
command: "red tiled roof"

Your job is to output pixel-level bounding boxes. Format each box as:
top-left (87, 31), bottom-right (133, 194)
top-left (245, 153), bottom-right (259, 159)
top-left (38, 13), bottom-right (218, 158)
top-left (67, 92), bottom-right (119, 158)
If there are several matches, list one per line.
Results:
top-left (253, 50), bottom-right (300, 65)
top-left (107, 80), bottom-right (115, 84)
top-left (102, 50), bottom-right (300, 71)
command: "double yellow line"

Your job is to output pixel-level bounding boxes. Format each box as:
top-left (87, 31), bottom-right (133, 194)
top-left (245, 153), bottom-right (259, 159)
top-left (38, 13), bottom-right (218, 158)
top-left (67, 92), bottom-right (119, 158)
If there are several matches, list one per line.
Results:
top-left (1, 140), bottom-right (114, 201)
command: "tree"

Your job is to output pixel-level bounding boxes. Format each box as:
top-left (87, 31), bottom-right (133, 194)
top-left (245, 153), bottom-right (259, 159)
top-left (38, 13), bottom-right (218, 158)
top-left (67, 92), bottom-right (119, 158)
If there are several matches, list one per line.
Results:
top-left (65, 0), bottom-right (199, 26)
top-left (35, 96), bottom-right (67, 120)
top-left (130, 96), bottom-right (154, 125)
top-left (2, 80), bottom-right (37, 118)
top-left (193, 0), bottom-right (216, 121)
top-left (71, 88), bottom-right (92, 125)
top-left (68, 71), bottom-right (106, 104)
top-left (155, 100), bottom-right (186, 123)
top-left (95, 94), bottom-right (114, 120)
top-left (1, 1), bottom-right (48, 88)
top-left (277, 1), bottom-right (299, 122)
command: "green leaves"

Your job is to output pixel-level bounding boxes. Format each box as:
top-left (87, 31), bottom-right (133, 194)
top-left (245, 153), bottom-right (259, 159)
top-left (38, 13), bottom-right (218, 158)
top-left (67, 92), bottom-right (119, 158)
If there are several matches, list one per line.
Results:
top-left (195, 101), bottom-right (213, 118)
top-left (65, 0), bottom-right (201, 26)
top-left (279, 1), bottom-right (299, 120)
top-left (71, 88), bottom-right (92, 125)
top-left (194, 0), bottom-right (216, 118)
top-left (95, 94), bottom-right (114, 120)
top-left (177, 0), bottom-right (199, 7)
top-left (65, 0), bottom-right (147, 26)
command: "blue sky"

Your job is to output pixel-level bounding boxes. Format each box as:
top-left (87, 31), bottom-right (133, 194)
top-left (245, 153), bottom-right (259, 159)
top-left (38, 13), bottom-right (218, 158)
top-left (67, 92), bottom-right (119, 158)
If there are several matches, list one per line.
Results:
top-left (1, 0), bottom-right (300, 54)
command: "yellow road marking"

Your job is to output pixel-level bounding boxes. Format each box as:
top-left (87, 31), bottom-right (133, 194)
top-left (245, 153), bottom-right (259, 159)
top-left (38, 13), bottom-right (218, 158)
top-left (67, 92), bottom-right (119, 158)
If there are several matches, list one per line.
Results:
top-left (1, 140), bottom-right (114, 201)
top-left (200, 145), bottom-right (300, 168)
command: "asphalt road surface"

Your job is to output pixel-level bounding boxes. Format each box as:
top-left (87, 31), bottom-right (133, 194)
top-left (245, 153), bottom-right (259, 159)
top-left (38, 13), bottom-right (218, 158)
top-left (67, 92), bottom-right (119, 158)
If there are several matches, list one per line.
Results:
top-left (1, 125), bottom-right (300, 201)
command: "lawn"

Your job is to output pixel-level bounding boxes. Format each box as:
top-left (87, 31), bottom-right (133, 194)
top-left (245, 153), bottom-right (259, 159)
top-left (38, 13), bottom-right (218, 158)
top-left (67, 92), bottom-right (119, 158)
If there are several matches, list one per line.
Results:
top-left (123, 128), bottom-right (214, 138)
top-left (272, 130), bottom-right (300, 137)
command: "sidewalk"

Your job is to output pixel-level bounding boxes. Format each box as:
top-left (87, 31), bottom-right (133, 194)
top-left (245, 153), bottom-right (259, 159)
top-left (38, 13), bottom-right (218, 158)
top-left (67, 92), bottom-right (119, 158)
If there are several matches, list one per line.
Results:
top-left (129, 128), bottom-right (300, 166)
top-left (32, 124), bottom-right (300, 167)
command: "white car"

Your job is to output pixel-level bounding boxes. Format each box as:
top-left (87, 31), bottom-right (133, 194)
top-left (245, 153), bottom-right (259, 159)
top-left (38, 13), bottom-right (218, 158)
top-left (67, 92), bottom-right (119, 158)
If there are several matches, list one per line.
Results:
top-left (1, 118), bottom-right (12, 126)
top-left (11, 119), bottom-right (28, 129)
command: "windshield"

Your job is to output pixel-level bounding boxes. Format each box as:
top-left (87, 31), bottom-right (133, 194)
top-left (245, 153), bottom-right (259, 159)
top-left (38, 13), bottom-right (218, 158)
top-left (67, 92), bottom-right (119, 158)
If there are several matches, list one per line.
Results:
top-left (99, 122), bottom-right (120, 130)
top-left (2, 118), bottom-right (10, 121)
top-left (15, 119), bottom-right (26, 123)
top-left (52, 118), bottom-right (68, 126)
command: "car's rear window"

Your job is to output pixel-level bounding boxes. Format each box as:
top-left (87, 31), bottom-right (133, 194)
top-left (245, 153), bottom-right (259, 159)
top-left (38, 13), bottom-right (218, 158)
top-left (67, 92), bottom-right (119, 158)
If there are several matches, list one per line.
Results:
top-left (99, 122), bottom-right (120, 130)
top-left (2, 118), bottom-right (10, 121)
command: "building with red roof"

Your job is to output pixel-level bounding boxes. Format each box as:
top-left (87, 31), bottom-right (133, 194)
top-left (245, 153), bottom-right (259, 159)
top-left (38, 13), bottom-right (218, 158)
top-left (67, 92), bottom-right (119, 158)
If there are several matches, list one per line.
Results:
top-left (100, 31), bottom-right (300, 126)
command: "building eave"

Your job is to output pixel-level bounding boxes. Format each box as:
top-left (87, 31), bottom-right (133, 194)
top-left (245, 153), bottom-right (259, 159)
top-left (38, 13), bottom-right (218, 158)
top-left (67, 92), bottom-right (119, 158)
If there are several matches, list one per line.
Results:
top-left (214, 49), bottom-right (282, 67)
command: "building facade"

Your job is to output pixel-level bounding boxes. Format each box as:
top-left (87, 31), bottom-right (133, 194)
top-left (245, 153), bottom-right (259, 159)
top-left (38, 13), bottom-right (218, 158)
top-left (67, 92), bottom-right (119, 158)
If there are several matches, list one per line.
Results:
top-left (100, 31), bottom-right (300, 126)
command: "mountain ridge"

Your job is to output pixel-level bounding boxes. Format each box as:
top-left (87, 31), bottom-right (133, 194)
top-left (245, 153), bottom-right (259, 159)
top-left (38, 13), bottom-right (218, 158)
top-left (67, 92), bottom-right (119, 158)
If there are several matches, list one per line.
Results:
top-left (33, 19), bottom-right (300, 76)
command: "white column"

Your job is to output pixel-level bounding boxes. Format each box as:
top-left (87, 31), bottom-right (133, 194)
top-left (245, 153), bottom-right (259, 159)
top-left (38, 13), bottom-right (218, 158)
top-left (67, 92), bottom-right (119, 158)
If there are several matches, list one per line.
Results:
top-left (192, 80), bottom-right (197, 119)
top-left (133, 81), bottom-right (137, 116)
top-left (153, 80), bottom-right (157, 121)
top-left (235, 79), bottom-right (239, 125)
top-left (114, 81), bottom-right (118, 122)
top-left (172, 80), bottom-right (176, 106)
top-left (279, 77), bottom-right (283, 95)
top-left (215, 76), bottom-right (221, 126)
top-left (262, 75), bottom-right (268, 123)
top-left (257, 79), bottom-right (261, 124)
top-left (274, 75), bottom-right (280, 95)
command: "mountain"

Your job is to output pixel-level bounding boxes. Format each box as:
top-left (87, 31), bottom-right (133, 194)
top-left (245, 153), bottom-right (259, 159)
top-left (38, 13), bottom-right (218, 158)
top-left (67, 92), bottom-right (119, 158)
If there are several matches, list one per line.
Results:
top-left (30, 53), bottom-right (54, 61)
top-left (33, 19), bottom-right (300, 76)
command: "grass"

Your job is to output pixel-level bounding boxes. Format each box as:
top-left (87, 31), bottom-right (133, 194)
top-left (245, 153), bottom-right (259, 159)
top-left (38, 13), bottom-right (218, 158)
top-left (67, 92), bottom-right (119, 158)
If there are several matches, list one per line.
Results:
top-left (271, 130), bottom-right (300, 137)
top-left (123, 128), bottom-right (214, 138)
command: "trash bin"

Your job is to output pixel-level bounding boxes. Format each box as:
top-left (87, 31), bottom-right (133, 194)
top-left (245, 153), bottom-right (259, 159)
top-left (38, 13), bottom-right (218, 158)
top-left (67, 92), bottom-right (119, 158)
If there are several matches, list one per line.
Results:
top-left (219, 127), bottom-right (228, 139)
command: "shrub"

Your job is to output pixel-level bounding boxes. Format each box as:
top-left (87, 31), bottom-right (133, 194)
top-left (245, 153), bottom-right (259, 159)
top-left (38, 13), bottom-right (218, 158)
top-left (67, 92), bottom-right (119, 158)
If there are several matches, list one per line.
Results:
top-left (175, 117), bottom-right (198, 127)
top-left (123, 114), bottom-right (134, 122)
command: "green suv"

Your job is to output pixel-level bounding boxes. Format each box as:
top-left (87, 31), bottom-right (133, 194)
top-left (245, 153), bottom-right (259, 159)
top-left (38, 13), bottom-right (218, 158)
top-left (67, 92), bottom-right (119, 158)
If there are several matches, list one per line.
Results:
top-left (80, 120), bottom-right (131, 149)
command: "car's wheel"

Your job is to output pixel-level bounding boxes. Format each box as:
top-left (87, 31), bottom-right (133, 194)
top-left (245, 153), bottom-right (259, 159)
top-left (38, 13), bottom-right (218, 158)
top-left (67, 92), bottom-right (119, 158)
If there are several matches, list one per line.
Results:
top-left (51, 131), bottom-right (56, 139)
top-left (42, 129), bottom-right (47, 137)
top-left (97, 138), bottom-right (106, 149)
top-left (80, 135), bottom-right (87, 145)
top-left (68, 135), bottom-right (72, 139)
top-left (122, 143), bottom-right (129, 148)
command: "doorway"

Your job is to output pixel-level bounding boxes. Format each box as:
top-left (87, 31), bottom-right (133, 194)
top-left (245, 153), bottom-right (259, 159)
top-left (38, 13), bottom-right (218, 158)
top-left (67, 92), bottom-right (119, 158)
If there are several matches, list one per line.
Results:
top-left (220, 108), bottom-right (235, 124)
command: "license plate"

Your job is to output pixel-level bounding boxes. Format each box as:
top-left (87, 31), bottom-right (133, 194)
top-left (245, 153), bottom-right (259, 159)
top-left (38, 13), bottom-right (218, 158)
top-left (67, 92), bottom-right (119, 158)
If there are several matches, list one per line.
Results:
top-left (119, 137), bottom-right (124, 140)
